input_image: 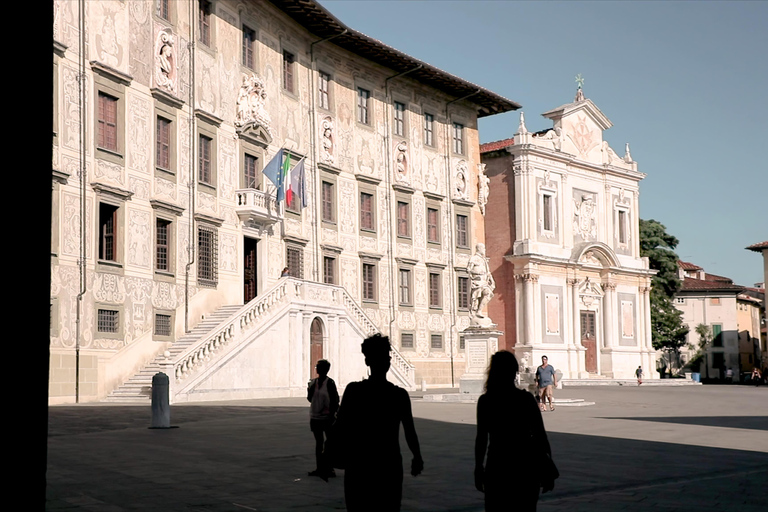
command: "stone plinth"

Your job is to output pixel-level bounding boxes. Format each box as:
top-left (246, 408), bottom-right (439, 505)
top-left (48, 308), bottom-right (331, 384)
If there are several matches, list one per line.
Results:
top-left (459, 326), bottom-right (502, 394)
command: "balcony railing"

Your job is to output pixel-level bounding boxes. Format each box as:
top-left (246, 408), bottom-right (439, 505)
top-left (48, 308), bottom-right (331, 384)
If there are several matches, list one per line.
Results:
top-left (235, 188), bottom-right (282, 225)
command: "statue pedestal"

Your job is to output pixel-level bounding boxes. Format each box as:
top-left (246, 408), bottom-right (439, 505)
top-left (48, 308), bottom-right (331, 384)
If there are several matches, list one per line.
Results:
top-left (459, 326), bottom-right (503, 394)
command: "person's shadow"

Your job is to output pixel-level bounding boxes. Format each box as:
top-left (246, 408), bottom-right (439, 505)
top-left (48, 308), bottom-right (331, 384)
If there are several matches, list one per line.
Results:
top-left (330, 334), bottom-right (423, 512)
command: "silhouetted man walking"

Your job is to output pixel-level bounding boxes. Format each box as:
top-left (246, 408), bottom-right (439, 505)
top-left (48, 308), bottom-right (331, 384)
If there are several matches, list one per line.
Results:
top-left (333, 334), bottom-right (423, 511)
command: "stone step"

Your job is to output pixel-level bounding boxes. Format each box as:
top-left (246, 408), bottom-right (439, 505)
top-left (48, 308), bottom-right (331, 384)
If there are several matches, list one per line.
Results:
top-left (105, 304), bottom-right (244, 403)
top-left (420, 393), bottom-right (595, 406)
top-left (561, 379), bottom-right (701, 387)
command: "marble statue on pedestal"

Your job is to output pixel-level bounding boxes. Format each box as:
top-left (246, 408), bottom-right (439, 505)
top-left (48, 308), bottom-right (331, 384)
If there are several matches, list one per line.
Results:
top-left (467, 243), bottom-right (495, 327)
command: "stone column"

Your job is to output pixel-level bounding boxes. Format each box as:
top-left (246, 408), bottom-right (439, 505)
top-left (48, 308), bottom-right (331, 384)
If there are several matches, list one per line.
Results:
top-left (459, 326), bottom-right (503, 394)
top-left (602, 281), bottom-right (616, 349)
top-left (523, 273), bottom-right (538, 346)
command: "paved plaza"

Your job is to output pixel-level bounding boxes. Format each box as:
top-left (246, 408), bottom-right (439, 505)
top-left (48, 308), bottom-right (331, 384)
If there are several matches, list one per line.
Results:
top-left (47, 385), bottom-right (767, 511)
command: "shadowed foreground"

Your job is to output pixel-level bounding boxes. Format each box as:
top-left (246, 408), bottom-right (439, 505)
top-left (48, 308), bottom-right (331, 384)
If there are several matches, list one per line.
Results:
top-left (47, 387), bottom-right (768, 511)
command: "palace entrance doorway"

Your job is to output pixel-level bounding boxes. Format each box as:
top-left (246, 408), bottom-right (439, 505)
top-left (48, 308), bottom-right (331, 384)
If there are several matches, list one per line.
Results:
top-left (244, 237), bottom-right (258, 303)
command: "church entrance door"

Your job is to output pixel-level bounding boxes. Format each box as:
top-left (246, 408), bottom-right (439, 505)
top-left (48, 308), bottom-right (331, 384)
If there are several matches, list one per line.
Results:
top-left (581, 311), bottom-right (597, 373)
top-left (310, 318), bottom-right (324, 378)
top-left (244, 237), bottom-right (258, 303)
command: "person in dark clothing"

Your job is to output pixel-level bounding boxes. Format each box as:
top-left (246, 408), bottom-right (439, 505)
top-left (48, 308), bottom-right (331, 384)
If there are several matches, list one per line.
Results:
top-left (307, 359), bottom-right (339, 479)
top-left (332, 334), bottom-right (423, 511)
top-left (475, 350), bottom-right (556, 512)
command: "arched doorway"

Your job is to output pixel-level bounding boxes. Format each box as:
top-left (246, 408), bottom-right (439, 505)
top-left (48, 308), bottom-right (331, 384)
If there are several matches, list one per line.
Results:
top-left (310, 317), bottom-right (324, 378)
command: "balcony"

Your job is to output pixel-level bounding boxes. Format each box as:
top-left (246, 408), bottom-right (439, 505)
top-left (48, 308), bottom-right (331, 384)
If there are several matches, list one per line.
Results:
top-left (235, 188), bottom-right (282, 226)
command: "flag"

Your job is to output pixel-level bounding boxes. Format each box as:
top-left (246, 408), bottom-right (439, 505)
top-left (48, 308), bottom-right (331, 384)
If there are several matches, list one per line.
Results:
top-left (286, 157), bottom-right (307, 209)
top-left (262, 148), bottom-right (287, 202)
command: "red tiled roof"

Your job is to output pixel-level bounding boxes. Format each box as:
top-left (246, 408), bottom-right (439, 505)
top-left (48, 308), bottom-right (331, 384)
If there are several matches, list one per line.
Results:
top-left (703, 272), bottom-right (733, 283)
top-left (680, 278), bottom-right (743, 292)
top-left (480, 138), bottom-right (515, 153)
top-left (678, 261), bottom-right (703, 271)
top-left (746, 241), bottom-right (768, 252)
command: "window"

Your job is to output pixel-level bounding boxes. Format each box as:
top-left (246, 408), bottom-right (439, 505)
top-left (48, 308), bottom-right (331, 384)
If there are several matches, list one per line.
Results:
top-left (283, 50), bottom-right (295, 93)
top-left (156, 218), bottom-right (171, 272)
top-left (431, 334), bottom-right (443, 349)
top-left (424, 113), bottom-right (434, 146)
top-left (397, 201), bottom-right (410, 237)
top-left (318, 71), bottom-right (330, 110)
top-left (357, 88), bottom-right (370, 124)
top-left (242, 26), bottom-right (255, 69)
top-left (542, 194), bottom-right (553, 232)
top-left (618, 209), bottom-right (628, 244)
top-left (453, 122), bottom-right (464, 154)
top-left (399, 268), bottom-right (412, 306)
top-left (323, 256), bottom-right (336, 285)
top-left (198, 134), bottom-right (212, 185)
top-left (456, 214), bottom-right (469, 248)
top-left (429, 272), bottom-right (441, 308)
top-left (394, 101), bottom-right (405, 137)
top-left (427, 207), bottom-right (439, 243)
top-left (197, 225), bottom-right (218, 287)
top-left (676, 297), bottom-right (685, 304)
top-left (98, 92), bottom-right (118, 152)
top-left (97, 309), bottom-right (119, 334)
top-left (156, 117), bottom-right (171, 171)
top-left (244, 153), bottom-right (259, 189)
top-left (154, 313), bottom-right (172, 337)
top-left (362, 263), bottom-right (376, 301)
top-left (199, 0), bottom-right (211, 46)
top-left (99, 203), bottom-right (119, 262)
top-left (712, 324), bottom-right (723, 347)
top-left (286, 246), bottom-right (303, 279)
top-left (360, 192), bottom-right (374, 231)
top-left (401, 333), bottom-right (414, 349)
top-left (458, 276), bottom-right (470, 311)
top-left (158, 0), bottom-right (170, 21)
top-left (322, 181), bottom-right (335, 222)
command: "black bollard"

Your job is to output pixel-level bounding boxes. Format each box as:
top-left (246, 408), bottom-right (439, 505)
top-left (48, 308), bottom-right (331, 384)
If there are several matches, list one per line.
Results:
top-left (151, 372), bottom-right (171, 429)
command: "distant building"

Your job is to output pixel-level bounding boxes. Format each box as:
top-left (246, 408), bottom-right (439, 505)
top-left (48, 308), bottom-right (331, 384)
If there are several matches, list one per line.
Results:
top-left (674, 261), bottom-right (763, 380)
top-left (51, 0), bottom-right (519, 403)
top-left (480, 88), bottom-right (655, 379)
top-left (745, 241), bottom-right (768, 371)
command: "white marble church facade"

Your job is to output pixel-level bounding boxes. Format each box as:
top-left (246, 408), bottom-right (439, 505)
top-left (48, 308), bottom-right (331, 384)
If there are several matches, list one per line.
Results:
top-left (481, 88), bottom-right (657, 379)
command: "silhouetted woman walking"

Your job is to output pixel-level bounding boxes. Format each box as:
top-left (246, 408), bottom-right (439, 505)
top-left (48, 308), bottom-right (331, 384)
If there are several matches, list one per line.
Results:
top-left (475, 350), bottom-right (557, 511)
top-left (333, 334), bottom-right (423, 512)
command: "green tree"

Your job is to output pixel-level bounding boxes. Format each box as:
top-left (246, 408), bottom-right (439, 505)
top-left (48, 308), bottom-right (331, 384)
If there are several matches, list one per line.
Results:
top-left (640, 219), bottom-right (689, 375)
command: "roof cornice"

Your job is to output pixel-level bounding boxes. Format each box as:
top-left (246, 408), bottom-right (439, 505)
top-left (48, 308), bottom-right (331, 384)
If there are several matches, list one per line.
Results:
top-left (268, 0), bottom-right (520, 118)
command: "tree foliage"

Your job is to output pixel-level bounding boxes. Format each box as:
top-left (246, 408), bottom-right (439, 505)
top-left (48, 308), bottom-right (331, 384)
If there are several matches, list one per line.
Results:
top-left (639, 219), bottom-right (689, 362)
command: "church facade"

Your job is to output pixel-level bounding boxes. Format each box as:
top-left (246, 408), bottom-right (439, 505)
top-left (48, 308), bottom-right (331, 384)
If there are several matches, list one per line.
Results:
top-left (51, 0), bottom-right (519, 403)
top-left (481, 88), bottom-right (656, 379)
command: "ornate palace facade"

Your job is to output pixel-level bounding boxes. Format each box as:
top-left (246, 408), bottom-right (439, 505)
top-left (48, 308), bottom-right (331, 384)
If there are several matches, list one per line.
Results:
top-left (481, 88), bottom-right (656, 379)
top-left (51, 0), bottom-right (518, 403)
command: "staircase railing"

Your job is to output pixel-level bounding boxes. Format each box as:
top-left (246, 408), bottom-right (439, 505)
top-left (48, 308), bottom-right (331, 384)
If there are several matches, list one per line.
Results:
top-left (334, 284), bottom-right (416, 388)
top-left (171, 279), bottom-right (294, 384)
top-left (166, 277), bottom-right (415, 392)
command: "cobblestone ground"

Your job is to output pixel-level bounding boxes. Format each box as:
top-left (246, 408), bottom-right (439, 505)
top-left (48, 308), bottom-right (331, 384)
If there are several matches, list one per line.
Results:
top-left (47, 385), bottom-right (767, 511)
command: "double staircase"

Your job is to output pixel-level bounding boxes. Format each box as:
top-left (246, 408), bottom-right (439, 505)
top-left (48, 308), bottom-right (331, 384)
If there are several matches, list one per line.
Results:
top-left (105, 279), bottom-right (415, 403)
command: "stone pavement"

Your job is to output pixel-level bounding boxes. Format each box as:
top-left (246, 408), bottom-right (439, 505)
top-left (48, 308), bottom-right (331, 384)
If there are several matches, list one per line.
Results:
top-left (47, 385), bottom-right (768, 511)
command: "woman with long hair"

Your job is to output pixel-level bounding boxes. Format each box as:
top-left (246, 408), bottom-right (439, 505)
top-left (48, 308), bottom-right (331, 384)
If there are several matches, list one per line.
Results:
top-left (474, 350), bottom-right (556, 511)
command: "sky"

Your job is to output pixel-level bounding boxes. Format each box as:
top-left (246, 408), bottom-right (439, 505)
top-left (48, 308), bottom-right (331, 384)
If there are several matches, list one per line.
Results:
top-left (321, 0), bottom-right (767, 288)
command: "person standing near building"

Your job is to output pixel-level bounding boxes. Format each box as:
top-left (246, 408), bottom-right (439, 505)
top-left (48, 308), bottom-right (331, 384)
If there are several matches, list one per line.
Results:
top-left (307, 359), bottom-right (339, 479)
top-left (535, 356), bottom-right (557, 412)
top-left (635, 366), bottom-right (643, 386)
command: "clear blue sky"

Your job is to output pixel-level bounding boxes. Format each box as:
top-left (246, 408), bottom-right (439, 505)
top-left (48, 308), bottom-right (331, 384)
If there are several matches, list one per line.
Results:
top-left (321, 0), bottom-right (767, 287)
